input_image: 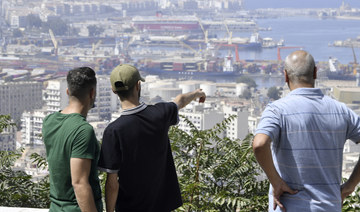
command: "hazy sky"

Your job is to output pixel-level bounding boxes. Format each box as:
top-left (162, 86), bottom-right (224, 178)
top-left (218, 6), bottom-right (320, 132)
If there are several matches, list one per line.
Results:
top-left (243, 0), bottom-right (360, 9)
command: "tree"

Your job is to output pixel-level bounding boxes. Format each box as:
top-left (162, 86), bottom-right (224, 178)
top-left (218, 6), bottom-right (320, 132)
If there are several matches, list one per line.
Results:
top-left (42, 17), bottom-right (68, 36)
top-left (12, 29), bottom-right (23, 38)
top-left (0, 150), bottom-right (50, 208)
top-left (0, 115), bottom-right (50, 208)
top-left (241, 89), bottom-right (252, 100)
top-left (87, 25), bottom-right (104, 37)
top-left (169, 115), bottom-right (269, 211)
top-left (236, 76), bottom-right (257, 89)
top-left (267, 86), bottom-right (280, 100)
top-left (0, 115), bottom-right (15, 133)
top-left (27, 14), bottom-right (42, 28)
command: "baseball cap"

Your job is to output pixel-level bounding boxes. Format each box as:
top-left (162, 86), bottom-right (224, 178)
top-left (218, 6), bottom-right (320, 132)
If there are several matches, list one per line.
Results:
top-left (110, 64), bottom-right (145, 92)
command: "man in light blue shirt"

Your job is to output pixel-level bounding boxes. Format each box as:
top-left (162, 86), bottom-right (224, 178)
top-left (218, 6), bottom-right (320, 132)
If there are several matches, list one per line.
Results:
top-left (253, 50), bottom-right (360, 211)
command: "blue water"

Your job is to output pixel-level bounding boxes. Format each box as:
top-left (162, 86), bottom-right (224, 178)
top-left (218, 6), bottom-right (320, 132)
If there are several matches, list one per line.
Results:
top-left (232, 17), bottom-right (360, 63)
top-left (243, 0), bottom-right (360, 9)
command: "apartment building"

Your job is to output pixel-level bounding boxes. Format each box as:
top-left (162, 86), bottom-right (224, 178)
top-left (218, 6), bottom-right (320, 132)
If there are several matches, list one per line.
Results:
top-left (21, 109), bottom-right (47, 146)
top-left (44, 79), bottom-right (68, 113)
top-left (0, 80), bottom-right (43, 124)
top-left (0, 124), bottom-right (16, 151)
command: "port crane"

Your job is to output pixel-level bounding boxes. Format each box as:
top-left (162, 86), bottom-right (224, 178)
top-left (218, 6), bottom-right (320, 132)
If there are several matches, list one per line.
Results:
top-left (223, 20), bottom-right (233, 45)
top-left (92, 40), bottom-right (102, 55)
top-left (277, 46), bottom-right (303, 61)
top-left (351, 44), bottom-right (358, 75)
top-left (197, 17), bottom-right (208, 44)
top-left (175, 37), bottom-right (199, 56)
top-left (216, 43), bottom-right (243, 63)
top-left (49, 29), bottom-right (58, 57)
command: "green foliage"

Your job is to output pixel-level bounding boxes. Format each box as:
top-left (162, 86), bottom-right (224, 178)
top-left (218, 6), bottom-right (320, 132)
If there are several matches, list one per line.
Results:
top-left (0, 150), bottom-right (50, 208)
top-left (342, 179), bottom-right (360, 212)
top-left (267, 86), bottom-right (280, 100)
top-left (236, 76), bottom-right (257, 89)
top-left (30, 153), bottom-right (48, 170)
top-left (0, 114), bottom-right (15, 133)
top-left (87, 25), bottom-right (104, 37)
top-left (170, 115), bottom-right (269, 211)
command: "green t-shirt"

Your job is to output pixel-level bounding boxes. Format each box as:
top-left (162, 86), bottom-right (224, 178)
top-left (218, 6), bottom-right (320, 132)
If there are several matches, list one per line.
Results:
top-left (42, 112), bottom-right (102, 212)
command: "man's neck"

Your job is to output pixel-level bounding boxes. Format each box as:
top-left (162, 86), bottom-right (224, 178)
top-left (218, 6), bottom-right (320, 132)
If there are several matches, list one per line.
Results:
top-left (120, 99), bottom-right (140, 110)
top-left (61, 99), bottom-right (89, 117)
top-left (289, 83), bottom-right (314, 91)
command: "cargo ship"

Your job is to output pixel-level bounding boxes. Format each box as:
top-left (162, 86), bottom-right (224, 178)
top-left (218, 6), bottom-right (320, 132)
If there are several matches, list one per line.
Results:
top-left (322, 57), bottom-right (357, 80)
top-left (139, 53), bottom-right (243, 78)
top-left (132, 15), bottom-right (201, 32)
top-left (202, 19), bottom-right (258, 31)
top-left (132, 16), bottom-right (261, 33)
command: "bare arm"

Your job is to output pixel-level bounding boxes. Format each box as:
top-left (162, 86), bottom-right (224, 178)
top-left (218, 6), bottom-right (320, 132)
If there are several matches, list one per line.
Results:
top-left (105, 173), bottom-right (119, 212)
top-left (341, 155), bottom-right (360, 203)
top-left (70, 158), bottom-right (97, 212)
top-left (173, 89), bottom-right (206, 110)
top-left (253, 133), bottom-right (297, 212)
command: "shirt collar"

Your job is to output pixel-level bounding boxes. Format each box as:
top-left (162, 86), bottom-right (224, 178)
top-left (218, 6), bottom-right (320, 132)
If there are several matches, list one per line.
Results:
top-left (120, 102), bottom-right (147, 115)
top-left (288, 87), bottom-right (324, 97)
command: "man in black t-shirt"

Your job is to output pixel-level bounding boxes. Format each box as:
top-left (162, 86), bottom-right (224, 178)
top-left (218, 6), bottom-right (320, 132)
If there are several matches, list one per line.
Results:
top-left (98, 64), bottom-right (206, 212)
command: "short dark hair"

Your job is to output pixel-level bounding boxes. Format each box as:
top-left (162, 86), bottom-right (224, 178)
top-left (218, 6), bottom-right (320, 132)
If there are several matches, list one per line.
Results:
top-left (67, 67), bottom-right (96, 99)
top-left (115, 85), bottom-right (135, 99)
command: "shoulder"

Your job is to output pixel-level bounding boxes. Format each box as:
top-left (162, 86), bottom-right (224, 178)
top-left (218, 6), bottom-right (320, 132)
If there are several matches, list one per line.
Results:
top-left (153, 102), bottom-right (177, 110)
top-left (43, 112), bottom-right (58, 122)
top-left (104, 118), bottom-right (125, 135)
top-left (73, 122), bottom-right (95, 140)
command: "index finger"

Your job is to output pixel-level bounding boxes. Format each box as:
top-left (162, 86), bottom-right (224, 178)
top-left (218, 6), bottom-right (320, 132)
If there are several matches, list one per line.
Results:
top-left (274, 198), bottom-right (285, 211)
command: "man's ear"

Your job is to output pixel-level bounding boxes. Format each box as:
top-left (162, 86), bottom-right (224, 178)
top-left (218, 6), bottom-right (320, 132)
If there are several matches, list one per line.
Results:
top-left (90, 87), bottom-right (96, 99)
top-left (136, 80), bottom-right (141, 90)
top-left (313, 67), bottom-right (317, 80)
top-left (66, 88), bottom-right (70, 95)
top-left (284, 70), bottom-right (289, 83)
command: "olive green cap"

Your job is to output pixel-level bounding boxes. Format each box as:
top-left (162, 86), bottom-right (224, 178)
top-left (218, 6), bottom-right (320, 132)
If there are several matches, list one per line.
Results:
top-left (110, 64), bottom-right (145, 92)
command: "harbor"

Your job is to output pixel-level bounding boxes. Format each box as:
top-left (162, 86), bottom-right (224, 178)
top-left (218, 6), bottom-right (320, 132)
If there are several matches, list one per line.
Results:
top-left (0, 1), bottom-right (360, 84)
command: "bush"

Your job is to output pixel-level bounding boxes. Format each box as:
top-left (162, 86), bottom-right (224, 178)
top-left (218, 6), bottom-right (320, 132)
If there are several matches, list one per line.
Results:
top-left (0, 150), bottom-right (50, 208)
top-left (169, 115), bottom-right (269, 211)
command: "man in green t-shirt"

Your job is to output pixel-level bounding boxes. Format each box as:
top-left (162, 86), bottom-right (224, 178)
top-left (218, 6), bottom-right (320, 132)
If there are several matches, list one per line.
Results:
top-left (42, 67), bottom-right (102, 212)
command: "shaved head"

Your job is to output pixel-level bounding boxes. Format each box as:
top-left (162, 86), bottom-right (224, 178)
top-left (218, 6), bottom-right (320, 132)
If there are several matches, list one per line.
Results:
top-left (284, 50), bottom-right (316, 86)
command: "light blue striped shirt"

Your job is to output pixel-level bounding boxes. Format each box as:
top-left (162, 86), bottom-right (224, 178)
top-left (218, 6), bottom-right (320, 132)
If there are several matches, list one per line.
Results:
top-left (256, 88), bottom-right (360, 212)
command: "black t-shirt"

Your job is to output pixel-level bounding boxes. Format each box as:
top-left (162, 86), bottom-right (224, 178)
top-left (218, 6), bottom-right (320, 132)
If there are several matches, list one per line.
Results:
top-left (98, 102), bottom-right (182, 212)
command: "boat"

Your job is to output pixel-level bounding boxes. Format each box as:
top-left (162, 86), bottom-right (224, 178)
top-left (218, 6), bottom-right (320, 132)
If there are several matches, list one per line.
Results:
top-left (140, 54), bottom-right (243, 78)
top-left (132, 15), bottom-right (201, 32)
top-left (261, 37), bottom-right (285, 48)
top-left (202, 19), bottom-right (258, 31)
top-left (331, 36), bottom-right (360, 48)
top-left (326, 57), bottom-right (356, 80)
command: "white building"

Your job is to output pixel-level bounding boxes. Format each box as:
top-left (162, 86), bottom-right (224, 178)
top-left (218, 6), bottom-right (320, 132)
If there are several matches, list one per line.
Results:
top-left (44, 79), bottom-right (68, 113)
top-left (19, 79), bottom-right (67, 147)
top-left (0, 80), bottom-right (43, 123)
top-left (178, 103), bottom-right (249, 141)
top-left (0, 124), bottom-right (16, 151)
top-left (248, 115), bottom-right (261, 135)
top-left (21, 110), bottom-right (47, 146)
top-left (178, 104), bottom-right (224, 134)
top-left (223, 105), bottom-right (248, 140)
top-left (89, 76), bottom-right (119, 120)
